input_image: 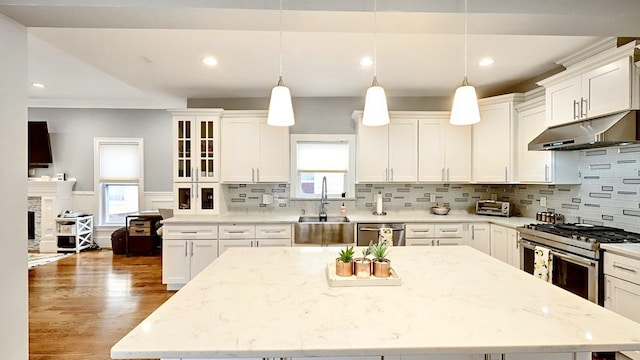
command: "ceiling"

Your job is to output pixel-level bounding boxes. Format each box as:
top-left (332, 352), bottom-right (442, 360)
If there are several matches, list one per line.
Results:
top-left (2, 0), bottom-right (640, 109)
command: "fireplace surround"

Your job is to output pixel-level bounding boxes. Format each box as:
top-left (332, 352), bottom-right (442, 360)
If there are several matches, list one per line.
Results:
top-left (27, 178), bottom-right (75, 253)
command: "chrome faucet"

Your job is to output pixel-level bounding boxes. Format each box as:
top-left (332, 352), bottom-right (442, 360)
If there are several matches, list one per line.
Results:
top-left (319, 176), bottom-right (328, 221)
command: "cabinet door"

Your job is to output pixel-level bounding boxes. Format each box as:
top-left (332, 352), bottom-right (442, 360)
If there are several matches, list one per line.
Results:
top-left (583, 56), bottom-right (632, 118)
top-left (174, 116), bottom-right (196, 182)
top-left (406, 223), bottom-right (436, 239)
top-left (444, 123), bottom-right (472, 182)
top-left (388, 118), bottom-right (418, 182)
top-left (474, 102), bottom-right (512, 183)
top-left (221, 118), bottom-right (259, 182)
top-left (162, 240), bottom-right (190, 285)
top-left (546, 76), bottom-right (582, 128)
top-left (218, 239), bottom-right (254, 256)
top-left (173, 183), bottom-right (195, 215)
top-left (195, 116), bottom-right (220, 182)
top-left (469, 223), bottom-right (491, 255)
top-left (258, 120), bottom-right (290, 182)
top-left (190, 240), bottom-right (219, 279)
top-left (255, 238), bottom-right (291, 247)
top-left (490, 224), bottom-right (509, 264)
top-left (418, 118), bottom-right (445, 182)
top-left (356, 121), bottom-right (389, 182)
top-left (194, 182), bottom-right (220, 215)
top-left (604, 275), bottom-right (640, 324)
top-left (517, 104), bottom-right (551, 183)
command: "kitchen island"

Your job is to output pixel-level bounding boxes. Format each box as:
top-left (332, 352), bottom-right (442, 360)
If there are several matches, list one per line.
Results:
top-left (111, 246), bottom-right (640, 359)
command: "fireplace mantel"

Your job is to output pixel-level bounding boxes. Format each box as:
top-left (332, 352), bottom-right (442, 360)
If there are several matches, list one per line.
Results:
top-left (27, 178), bottom-right (76, 197)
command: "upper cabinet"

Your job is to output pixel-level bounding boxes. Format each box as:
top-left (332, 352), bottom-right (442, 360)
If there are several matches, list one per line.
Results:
top-left (171, 109), bottom-right (223, 183)
top-left (418, 112), bottom-right (471, 182)
top-left (515, 92), bottom-right (579, 184)
top-left (221, 110), bottom-right (290, 183)
top-left (538, 41), bottom-right (640, 128)
top-left (353, 111), bottom-right (418, 183)
top-left (473, 94), bottom-right (524, 183)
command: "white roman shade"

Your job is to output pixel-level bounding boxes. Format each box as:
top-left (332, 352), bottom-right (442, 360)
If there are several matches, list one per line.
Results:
top-left (98, 142), bottom-right (140, 182)
top-left (297, 142), bottom-right (349, 172)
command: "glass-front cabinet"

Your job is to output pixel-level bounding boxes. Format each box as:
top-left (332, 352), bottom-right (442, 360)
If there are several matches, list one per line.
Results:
top-left (170, 109), bottom-right (223, 215)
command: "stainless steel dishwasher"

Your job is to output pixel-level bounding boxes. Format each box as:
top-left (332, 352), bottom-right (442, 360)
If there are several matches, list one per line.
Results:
top-left (357, 223), bottom-right (406, 246)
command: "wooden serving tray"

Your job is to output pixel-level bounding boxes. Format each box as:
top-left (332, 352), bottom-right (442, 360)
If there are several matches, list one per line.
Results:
top-left (326, 262), bottom-right (401, 287)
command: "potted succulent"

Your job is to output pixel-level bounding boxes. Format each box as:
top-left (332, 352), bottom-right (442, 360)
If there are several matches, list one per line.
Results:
top-left (370, 242), bottom-right (391, 278)
top-left (335, 246), bottom-right (355, 277)
top-left (354, 245), bottom-right (372, 279)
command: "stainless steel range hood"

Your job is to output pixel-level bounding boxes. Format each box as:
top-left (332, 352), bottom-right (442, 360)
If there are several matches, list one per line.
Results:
top-left (528, 110), bottom-right (640, 150)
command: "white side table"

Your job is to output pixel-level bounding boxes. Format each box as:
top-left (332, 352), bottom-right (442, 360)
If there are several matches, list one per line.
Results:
top-left (55, 215), bottom-right (93, 253)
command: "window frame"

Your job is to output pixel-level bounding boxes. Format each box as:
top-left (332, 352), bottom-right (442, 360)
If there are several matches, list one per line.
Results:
top-left (290, 134), bottom-right (355, 199)
top-left (94, 137), bottom-right (144, 226)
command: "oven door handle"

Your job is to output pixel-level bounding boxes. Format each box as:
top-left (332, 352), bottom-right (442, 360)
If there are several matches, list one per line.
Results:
top-left (548, 249), bottom-right (596, 267)
top-left (359, 227), bottom-right (405, 232)
top-left (519, 239), bottom-right (537, 250)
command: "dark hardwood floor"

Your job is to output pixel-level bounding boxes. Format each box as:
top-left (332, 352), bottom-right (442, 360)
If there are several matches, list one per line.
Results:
top-left (29, 250), bottom-right (173, 360)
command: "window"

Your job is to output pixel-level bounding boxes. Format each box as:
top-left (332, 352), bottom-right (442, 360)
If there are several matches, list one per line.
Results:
top-left (94, 138), bottom-right (144, 225)
top-left (291, 135), bottom-right (355, 199)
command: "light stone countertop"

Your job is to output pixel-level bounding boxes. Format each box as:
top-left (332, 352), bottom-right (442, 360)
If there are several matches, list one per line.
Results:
top-left (163, 211), bottom-right (535, 229)
top-left (111, 246), bottom-right (640, 359)
top-left (601, 243), bottom-right (640, 260)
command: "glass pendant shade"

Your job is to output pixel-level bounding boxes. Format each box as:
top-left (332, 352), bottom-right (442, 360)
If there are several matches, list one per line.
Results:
top-left (267, 77), bottom-right (295, 127)
top-left (450, 82), bottom-right (480, 126)
top-left (362, 78), bottom-right (390, 126)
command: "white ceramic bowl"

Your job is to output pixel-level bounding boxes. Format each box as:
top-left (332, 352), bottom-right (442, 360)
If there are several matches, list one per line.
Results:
top-left (431, 206), bottom-right (450, 215)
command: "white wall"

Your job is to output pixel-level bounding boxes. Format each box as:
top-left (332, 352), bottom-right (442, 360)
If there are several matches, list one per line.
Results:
top-left (0, 13), bottom-right (28, 360)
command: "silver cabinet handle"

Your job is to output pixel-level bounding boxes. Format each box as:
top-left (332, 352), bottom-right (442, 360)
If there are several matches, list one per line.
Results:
top-left (390, 168), bottom-right (394, 181)
top-left (573, 100), bottom-right (580, 120)
top-left (606, 277), bottom-right (612, 302)
top-left (441, 168), bottom-right (445, 182)
top-left (252, 168), bottom-right (255, 182)
top-left (227, 230), bottom-right (249, 234)
top-left (195, 167), bottom-right (199, 182)
top-left (436, 239), bottom-right (440, 246)
top-left (613, 264), bottom-right (637, 273)
top-left (184, 241), bottom-right (188, 257)
top-left (180, 231), bottom-right (197, 234)
top-left (581, 97), bottom-right (588, 118)
top-left (545, 164), bottom-right (549, 182)
top-left (470, 224), bottom-right (474, 240)
top-left (447, 168), bottom-right (450, 182)
top-left (262, 230), bottom-right (284, 234)
top-left (191, 167), bottom-right (194, 182)
top-left (385, 168), bottom-right (388, 181)
top-left (190, 241), bottom-right (194, 257)
top-left (505, 166), bottom-right (508, 181)
top-left (256, 168), bottom-right (260, 182)
top-left (195, 183), bottom-right (199, 199)
top-left (412, 230), bottom-right (432, 233)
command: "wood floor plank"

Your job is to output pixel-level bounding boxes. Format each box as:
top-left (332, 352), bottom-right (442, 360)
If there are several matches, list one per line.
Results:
top-left (29, 250), bottom-right (173, 360)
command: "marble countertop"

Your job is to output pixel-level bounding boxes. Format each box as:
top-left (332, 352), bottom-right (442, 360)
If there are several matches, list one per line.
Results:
top-left (111, 246), bottom-right (640, 359)
top-left (601, 243), bottom-right (640, 259)
top-left (163, 211), bottom-right (535, 229)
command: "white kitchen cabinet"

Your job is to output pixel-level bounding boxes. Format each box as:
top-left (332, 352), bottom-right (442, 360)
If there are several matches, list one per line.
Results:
top-left (544, 57), bottom-right (632, 128)
top-left (170, 109), bottom-right (223, 215)
top-left (489, 224), bottom-right (520, 267)
top-left (514, 95), bottom-right (579, 184)
top-left (405, 223), bottom-right (465, 246)
top-left (418, 112), bottom-right (472, 182)
top-left (353, 111), bottom-right (418, 183)
top-left (469, 223), bottom-right (490, 255)
top-left (474, 94), bottom-right (524, 183)
top-left (173, 182), bottom-right (221, 215)
top-left (162, 224), bottom-right (219, 290)
top-left (604, 251), bottom-right (640, 324)
top-left (218, 223), bottom-right (292, 255)
top-left (221, 110), bottom-right (290, 183)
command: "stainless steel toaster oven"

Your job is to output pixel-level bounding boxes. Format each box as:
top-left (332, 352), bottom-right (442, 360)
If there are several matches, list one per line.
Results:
top-left (476, 200), bottom-right (513, 217)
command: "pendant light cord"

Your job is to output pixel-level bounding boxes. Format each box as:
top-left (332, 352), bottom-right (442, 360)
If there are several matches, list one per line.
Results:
top-left (463, 0), bottom-right (468, 84)
top-left (279, 0), bottom-right (283, 79)
top-left (373, 0), bottom-right (378, 79)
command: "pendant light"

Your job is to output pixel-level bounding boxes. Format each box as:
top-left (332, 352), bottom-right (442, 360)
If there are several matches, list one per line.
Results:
top-left (449, 0), bottom-right (481, 126)
top-left (267, 0), bottom-right (295, 127)
top-left (362, 0), bottom-right (390, 127)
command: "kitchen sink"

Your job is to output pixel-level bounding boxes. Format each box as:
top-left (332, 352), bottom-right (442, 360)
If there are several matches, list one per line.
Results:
top-left (294, 216), bottom-right (354, 245)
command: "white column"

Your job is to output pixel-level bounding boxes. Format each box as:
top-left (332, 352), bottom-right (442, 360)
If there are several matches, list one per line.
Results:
top-left (0, 13), bottom-right (28, 360)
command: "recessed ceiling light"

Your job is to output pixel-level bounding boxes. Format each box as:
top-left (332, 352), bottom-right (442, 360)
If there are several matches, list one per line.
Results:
top-left (201, 56), bottom-right (218, 66)
top-left (360, 57), bottom-right (373, 67)
top-left (478, 57), bottom-right (495, 67)
top-left (31, 83), bottom-right (46, 88)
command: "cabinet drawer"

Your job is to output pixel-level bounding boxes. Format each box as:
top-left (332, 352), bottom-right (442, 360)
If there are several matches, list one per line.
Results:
top-left (256, 224), bottom-right (291, 239)
top-left (129, 220), bottom-right (151, 229)
top-left (163, 225), bottom-right (219, 240)
top-left (604, 252), bottom-right (640, 285)
top-left (129, 227), bottom-right (151, 236)
top-left (219, 225), bottom-right (256, 239)
top-left (434, 224), bottom-right (463, 238)
top-left (406, 224), bottom-right (435, 238)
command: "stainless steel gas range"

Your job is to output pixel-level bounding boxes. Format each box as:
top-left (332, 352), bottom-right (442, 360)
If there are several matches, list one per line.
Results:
top-left (517, 223), bottom-right (640, 305)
